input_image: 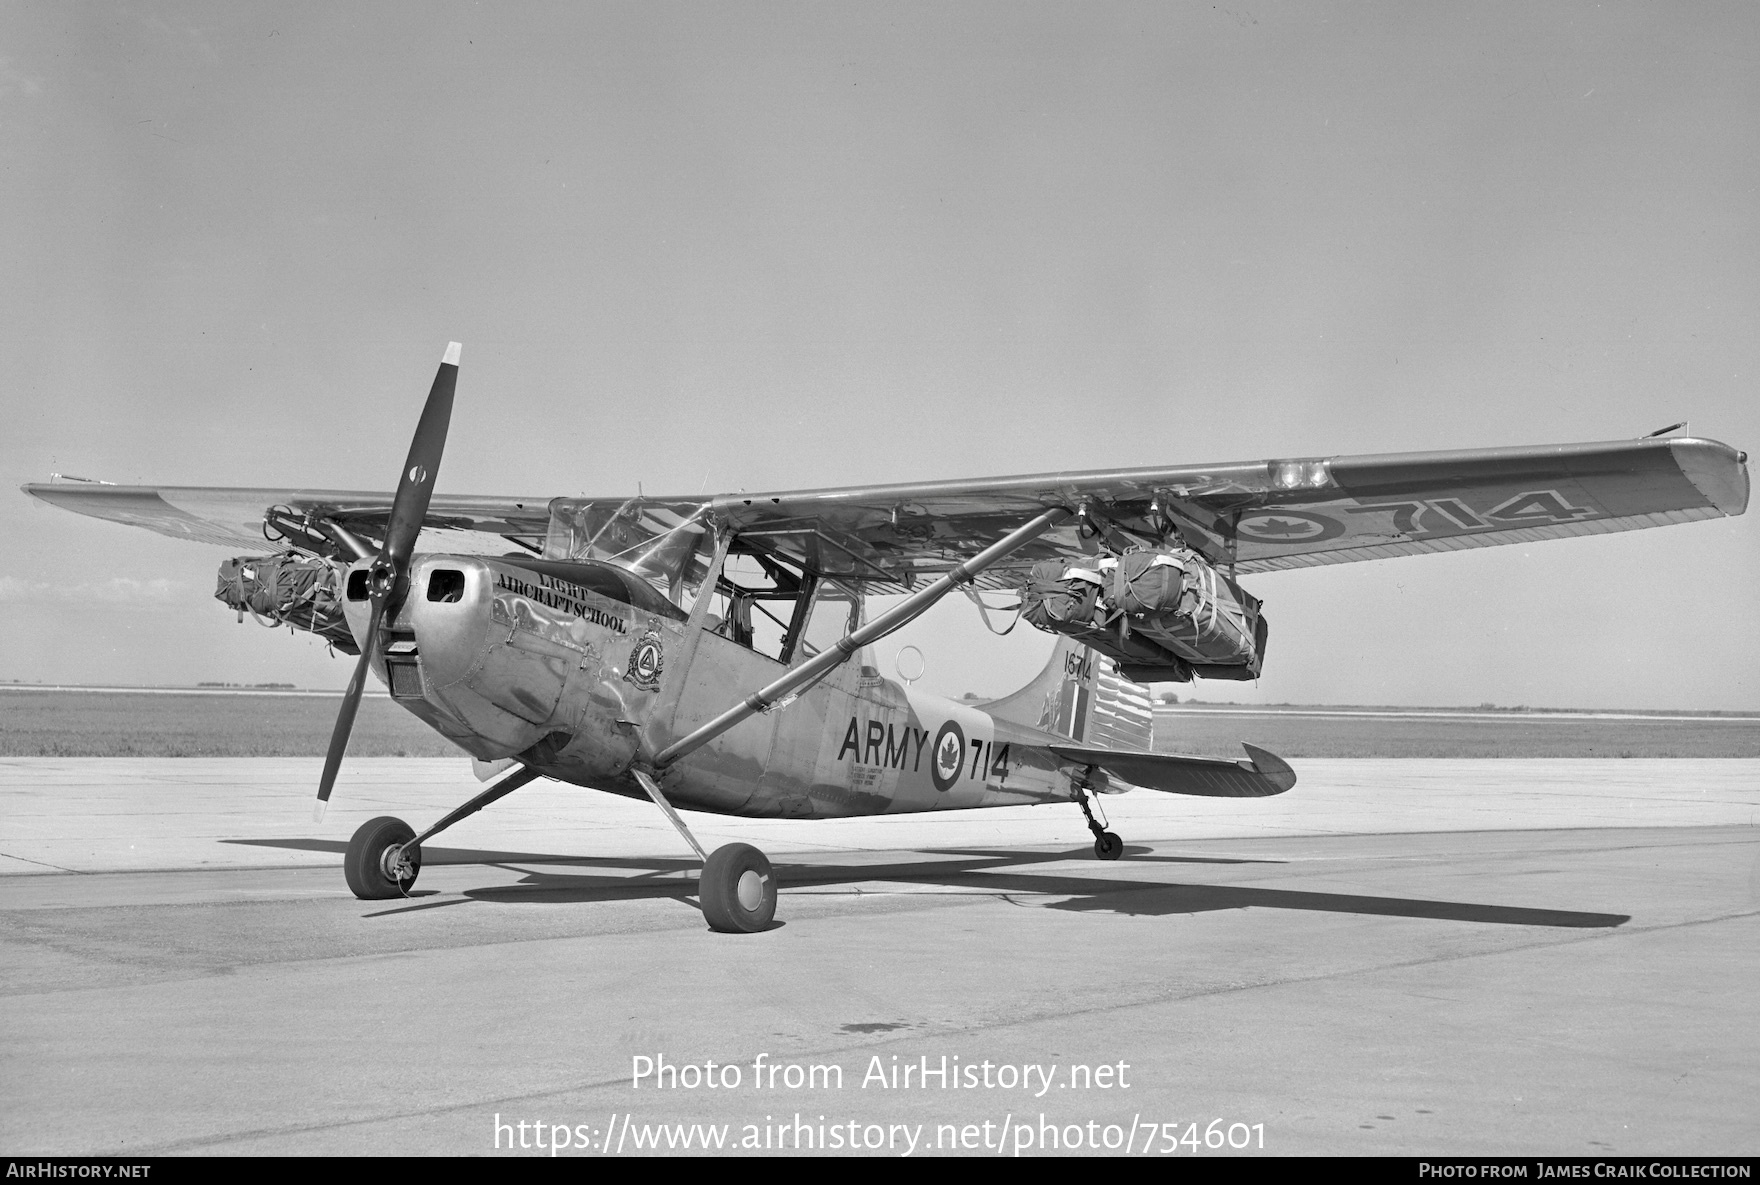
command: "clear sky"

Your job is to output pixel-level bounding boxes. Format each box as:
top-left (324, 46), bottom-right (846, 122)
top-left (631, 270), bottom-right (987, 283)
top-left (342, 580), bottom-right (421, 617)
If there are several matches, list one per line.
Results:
top-left (3, 2), bottom-right (1756, 709)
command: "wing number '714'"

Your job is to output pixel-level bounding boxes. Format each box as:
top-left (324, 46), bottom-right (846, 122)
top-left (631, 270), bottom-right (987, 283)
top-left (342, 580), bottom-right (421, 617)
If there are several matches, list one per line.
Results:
top-left (1343, 488), bottom-right (1595, 537)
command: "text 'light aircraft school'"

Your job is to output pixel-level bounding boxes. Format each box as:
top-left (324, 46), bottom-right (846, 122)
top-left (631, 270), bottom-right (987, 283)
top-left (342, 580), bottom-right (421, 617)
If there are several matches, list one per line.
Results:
top-left (23, 344), bottom-right (1749, 932)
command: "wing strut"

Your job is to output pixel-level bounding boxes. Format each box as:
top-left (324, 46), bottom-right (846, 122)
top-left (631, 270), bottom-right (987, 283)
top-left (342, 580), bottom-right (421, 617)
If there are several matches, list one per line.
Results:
top-left (652, 506), bottom-right (1073, 769)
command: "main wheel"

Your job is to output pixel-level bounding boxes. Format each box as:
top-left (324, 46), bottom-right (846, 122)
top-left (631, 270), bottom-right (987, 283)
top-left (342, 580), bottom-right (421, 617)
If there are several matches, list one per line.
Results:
top-left (345, 816), bottom-right (421, 899)
top-left (699, 843), bottom-right (777, 933)
top-left (1093, 830), bottom-right (1123, 861)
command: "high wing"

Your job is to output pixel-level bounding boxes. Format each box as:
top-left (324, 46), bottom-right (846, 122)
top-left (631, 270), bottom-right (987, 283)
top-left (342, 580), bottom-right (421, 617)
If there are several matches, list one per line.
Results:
top-left (23, 436), bottom-right (1747, 587)
top-left (697, 435), bottom-right (1748, 587)
top-left (21, 484), bottom-right (555, 555)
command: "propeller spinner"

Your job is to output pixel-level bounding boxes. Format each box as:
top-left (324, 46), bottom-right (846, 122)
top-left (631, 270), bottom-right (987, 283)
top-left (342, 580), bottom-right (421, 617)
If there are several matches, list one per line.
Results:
top-left (314, 342), bottom-right (460, 820)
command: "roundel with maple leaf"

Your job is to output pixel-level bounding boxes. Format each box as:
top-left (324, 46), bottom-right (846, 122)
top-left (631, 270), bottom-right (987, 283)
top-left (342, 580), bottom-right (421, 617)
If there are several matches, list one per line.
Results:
top-left (1233, 509), bottom-right (1345, 544)
top-left (930, 719), bottom-right (966, 793)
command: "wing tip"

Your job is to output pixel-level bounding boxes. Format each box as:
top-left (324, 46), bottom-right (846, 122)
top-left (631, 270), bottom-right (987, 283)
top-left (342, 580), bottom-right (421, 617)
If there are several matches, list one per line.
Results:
top-left (442, 341), bottom-right (462, 367)
top-left (1669, 437), bottom-right (1749, 517)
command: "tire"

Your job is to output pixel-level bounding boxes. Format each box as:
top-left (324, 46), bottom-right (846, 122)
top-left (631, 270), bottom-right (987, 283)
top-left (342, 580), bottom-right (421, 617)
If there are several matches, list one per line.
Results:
top-left (1094, 830), bottom-right (1123, 861)
top-left (700, 843), bottom-right (777, 933)
top-left (345, 816), bottom-right (420, 899)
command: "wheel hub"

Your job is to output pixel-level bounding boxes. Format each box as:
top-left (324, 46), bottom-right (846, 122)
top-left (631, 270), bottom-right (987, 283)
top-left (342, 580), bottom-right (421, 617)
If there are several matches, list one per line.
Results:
top-left (380, 844), bottom-right (415, 883)
top-left (736, 869), bottom-right (766, 911)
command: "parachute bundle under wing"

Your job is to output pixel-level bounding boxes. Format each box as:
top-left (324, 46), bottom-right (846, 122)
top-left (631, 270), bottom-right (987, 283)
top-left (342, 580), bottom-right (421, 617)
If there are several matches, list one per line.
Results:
top-left (215, 552), bottom-right (357, 653)
top-left (1020, 548), bottom-right (1267, 684)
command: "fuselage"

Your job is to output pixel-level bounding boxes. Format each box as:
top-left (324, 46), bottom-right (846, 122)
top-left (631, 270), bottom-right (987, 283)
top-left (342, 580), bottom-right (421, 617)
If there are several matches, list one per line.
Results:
top-left (343, 554), bottom-right (1083, 818)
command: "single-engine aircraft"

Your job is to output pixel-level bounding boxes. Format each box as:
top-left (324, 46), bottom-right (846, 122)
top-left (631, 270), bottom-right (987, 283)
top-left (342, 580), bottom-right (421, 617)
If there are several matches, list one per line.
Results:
top-left (23, 344), bottom-right (1750, 932)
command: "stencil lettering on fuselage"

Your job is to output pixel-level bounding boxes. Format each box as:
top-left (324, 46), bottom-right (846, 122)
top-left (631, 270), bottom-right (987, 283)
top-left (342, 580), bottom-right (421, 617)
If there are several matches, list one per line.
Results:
top-left (823, 701), bottom-right (1010, 807)
top-left (835, 717), bottom-right (930, 793)
top-left (492, 571), bottom-right (628, 633)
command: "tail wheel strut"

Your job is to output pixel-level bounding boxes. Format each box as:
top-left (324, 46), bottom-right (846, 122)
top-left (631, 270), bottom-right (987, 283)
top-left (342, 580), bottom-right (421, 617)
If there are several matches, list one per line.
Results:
top-left (1074, 779), bottom-right (1123, 861)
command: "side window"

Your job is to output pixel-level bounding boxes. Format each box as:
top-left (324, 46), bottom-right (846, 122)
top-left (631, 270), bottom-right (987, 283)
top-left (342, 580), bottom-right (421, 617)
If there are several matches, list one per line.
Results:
top-left (693, 545), bottom-right (863, 666)
top-left (797, 581), bottom-right (862, 660)
top-left (700, 550), bottom-right (806, 663)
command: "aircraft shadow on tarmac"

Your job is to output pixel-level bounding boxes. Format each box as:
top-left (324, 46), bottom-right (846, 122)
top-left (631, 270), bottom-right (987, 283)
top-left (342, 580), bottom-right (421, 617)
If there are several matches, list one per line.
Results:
top-left (224, 838), bottom-right (1629, 929)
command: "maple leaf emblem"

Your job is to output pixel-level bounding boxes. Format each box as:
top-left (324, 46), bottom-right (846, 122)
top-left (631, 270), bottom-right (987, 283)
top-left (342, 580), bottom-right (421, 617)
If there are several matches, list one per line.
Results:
top-left (1247, 517), bottom-right (1319, 538)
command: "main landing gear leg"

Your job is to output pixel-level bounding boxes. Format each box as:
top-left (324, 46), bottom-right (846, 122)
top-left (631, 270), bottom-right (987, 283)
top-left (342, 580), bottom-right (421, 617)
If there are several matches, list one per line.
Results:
top-left (631, 769), bottom-right (777, 935)
top-left (1074, 780), bottom-right (1123, 861)
top-left (343, 764), bottom-right (544, 900)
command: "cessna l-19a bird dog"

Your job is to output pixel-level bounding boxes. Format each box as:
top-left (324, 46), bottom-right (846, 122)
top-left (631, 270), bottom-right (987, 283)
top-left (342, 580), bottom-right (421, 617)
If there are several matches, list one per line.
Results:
top-left (24, 345), bottom-right (1750, 931)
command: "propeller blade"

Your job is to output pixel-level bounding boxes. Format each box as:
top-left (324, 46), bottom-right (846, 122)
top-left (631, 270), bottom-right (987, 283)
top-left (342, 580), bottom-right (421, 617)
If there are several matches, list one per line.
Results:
top-left (315, 598), bottom-right (384, 820)
top-left (384, 342), bottom-right (460, 574)
top-left (314, 341), bottom-right (458, 819)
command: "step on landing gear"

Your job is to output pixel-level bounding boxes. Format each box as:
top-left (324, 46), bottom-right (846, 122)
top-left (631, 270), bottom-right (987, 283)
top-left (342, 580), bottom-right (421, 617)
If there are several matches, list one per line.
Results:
top-left (634, 770), bottom-right (777, 933)
top-left (1074, 779), bottom-right (1123, 861)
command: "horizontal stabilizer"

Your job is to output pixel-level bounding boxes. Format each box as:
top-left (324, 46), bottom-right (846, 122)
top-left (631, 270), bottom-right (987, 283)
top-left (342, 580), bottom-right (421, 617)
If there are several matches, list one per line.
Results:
top-left (1049, 742), bottom-right (1297, 798)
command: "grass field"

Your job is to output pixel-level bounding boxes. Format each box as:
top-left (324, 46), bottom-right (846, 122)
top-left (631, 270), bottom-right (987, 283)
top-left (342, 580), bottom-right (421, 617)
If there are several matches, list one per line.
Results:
top-left (0, 691), bottom-right (462, 758)
top-left (2, 688), bottom-right (1757, 758)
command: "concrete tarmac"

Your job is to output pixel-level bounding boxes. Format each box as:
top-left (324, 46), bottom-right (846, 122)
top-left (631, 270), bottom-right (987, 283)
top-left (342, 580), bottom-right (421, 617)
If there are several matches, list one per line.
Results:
top-left (1, 758), bottom-right (1756, 1157)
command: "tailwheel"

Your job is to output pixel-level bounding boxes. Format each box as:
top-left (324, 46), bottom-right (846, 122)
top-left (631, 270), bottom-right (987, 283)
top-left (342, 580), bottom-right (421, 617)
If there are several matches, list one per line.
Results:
top-left (1074, 783), bottom-right (1124, 861)
top-left (700, 843), bottom-right (777, 933)
top-left (345, 815), bottom-right (421, 899)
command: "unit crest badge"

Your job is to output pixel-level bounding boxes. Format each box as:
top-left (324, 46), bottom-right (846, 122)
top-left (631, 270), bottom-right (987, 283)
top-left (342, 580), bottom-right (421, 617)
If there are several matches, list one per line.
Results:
top-left (623, 624), bottom-right (665, 692)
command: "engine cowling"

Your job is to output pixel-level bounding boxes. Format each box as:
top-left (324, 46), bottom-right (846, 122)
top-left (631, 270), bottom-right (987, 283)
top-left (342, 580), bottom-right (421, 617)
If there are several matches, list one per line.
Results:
top-left (333, 554), bottom-right (674, 789)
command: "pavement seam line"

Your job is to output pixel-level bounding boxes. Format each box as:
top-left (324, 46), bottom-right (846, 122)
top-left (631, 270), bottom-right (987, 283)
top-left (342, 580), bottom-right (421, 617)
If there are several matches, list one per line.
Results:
top-left (0, 849), bottom-right (83, 874)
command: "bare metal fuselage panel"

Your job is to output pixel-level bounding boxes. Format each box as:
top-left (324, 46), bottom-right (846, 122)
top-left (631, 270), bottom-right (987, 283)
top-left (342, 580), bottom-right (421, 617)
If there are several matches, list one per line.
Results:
top-left (362, 553), bottom-right (1086, 818)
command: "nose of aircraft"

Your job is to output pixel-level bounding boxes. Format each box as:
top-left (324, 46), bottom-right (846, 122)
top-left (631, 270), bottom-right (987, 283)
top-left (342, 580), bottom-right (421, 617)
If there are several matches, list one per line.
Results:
top-left (362, 555), bottom-right (578, 758)
top-left (396, 557), bottom-right (496, 690)
top-left (338, 555), bottom-right (497, 686)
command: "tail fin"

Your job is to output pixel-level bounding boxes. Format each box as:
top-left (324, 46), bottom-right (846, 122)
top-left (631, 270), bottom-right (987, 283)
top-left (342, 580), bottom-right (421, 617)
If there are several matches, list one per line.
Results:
top-left (982, 637), bottom-right (1155, 749)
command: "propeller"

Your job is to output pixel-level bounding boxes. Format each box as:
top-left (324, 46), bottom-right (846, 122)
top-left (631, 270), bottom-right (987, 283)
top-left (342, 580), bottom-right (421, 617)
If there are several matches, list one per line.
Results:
top-left (314, 342), bottom-right (460, 821)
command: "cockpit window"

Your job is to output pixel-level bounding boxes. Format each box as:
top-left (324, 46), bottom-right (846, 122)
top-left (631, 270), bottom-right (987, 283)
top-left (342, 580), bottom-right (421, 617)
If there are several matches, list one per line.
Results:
top-left (796, 581), bottom-right (862, 659)
top-left (698, 545), bottom-right (860, 665)
top-left (703, 550), bottom-right (800, 661)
